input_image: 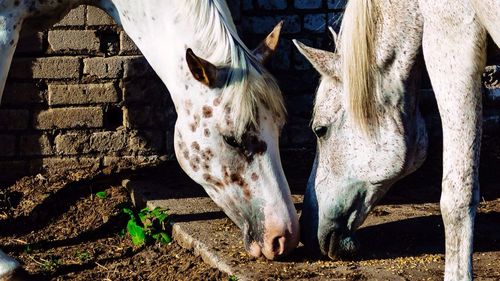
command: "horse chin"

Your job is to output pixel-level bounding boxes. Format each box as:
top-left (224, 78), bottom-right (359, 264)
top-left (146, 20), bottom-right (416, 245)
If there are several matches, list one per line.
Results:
top-left (247, 241), bottom-right (262, 258)
top-left (325, 231), bottom-right (359, 260)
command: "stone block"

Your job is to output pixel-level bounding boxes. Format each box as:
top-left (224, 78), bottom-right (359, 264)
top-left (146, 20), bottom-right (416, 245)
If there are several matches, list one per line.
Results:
top-left (54, 5), bottom-right (86, 26)
top-left (0, 135), bottom-right (16, 157)
top-left (304, 14), bottom-right (326, 33)
top-left (128, 130), bottom-right (164, 155)
top-left (122, 78), bottom-right (167, 103)
top-left (90, 130), bottom-right (128, 153)
top-left (87, 6), bottom-right (115, 26)
top-left (327, 0), bottom-right (347, 9)
top-left (2, 83), bottom-right (43, 105)
top-left (242, 15), bottom-right (301, 34)
top-left (0, 109), bottom-right (29, 130)
top-left (19, 134), bottom-right (53, 156)
top-left (34, 107), bottom-right (103, 129)
top-left (123, 106), bottom-right (168, 129)
top-left (10, 57), bottom-right (80, 79)
top-left (55, 132), bottom-right (91, 155)
top-left (15, 32), bottom-right (44, 54)
top-left (48, 30), bottom-right (100, 54)
top-left (119, 31), bottom-right (140, 55)
top-left (123, 56), bottom-right (154, 78)
top-left (83, 57), bottom-right (124, 79)
top-left (294, 0), bottom-right (322, 9)
top-left (255, 0), bottom-right (287, 10)
top-left (0, 161), bottom-right (28, 181)
top-left (48, 83), bottom-right (119, 105)
top-left (35, 157), bottom-right (100, 173)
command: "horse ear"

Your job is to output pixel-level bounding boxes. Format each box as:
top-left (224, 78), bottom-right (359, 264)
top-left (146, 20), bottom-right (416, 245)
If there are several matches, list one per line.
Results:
top-left (186, 48), bottom-right (219, 87)
top-left (292, 39), bottom-right (339, 78)
top-left (253, 20), bottom-right (284, 64)
top-left (328, 26), bottom-right (339, 49)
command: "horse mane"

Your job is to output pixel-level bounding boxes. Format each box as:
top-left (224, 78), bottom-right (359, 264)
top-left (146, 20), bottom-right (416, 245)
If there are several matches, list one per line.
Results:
top-left (338, 0), bottom-right (379, 136)
top-left (180, 0), bottom-right (286, 140)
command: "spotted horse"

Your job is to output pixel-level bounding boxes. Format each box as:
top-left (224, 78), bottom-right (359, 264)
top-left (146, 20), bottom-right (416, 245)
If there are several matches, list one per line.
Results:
top-left (294, 0), bottom-right (499, 280)
top-left (0, 0), bottom-right (300, 279)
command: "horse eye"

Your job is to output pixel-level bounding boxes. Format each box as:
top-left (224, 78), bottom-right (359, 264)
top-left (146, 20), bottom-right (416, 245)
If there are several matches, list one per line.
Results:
top-left (313, 126), bottom-right (328, 138)
top-left (223, 135), bottom-right (240, 148)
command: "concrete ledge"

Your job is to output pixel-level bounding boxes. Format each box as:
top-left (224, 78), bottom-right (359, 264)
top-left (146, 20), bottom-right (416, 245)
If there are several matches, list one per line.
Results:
top-left (122, 177), bottom-right (500, 280)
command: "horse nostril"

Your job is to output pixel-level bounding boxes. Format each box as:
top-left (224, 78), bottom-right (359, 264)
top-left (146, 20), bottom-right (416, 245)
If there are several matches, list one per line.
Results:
top-left (271, 235), bottom-right (286, 255)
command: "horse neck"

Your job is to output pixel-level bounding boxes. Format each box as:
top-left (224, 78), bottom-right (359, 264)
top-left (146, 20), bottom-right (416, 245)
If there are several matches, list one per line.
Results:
top-left (372, 0), bottom-right (428, 172)
top-left (100, 0), bottom-right (235, 108)
top-left (373, 0), bottom-right (424, 119)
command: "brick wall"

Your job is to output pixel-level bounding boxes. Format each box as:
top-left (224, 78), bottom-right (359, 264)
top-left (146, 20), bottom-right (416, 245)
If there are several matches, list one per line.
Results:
top-left (0, 1), bottom-right (499, 181)
top-left (1, 6), bottom-right (174, 181)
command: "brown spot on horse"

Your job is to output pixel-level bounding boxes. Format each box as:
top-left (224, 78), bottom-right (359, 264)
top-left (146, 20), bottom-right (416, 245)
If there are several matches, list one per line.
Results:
top-left (191, 141), bottom-right (200, 151)
top-left (213, 96), bottom-right (221, 106)
top-left (190, 156), bottom-right (200, 171)
top-left (184, 99), bottom-right (193, 115)
top-left (202, 105), bottom-right (213, 118)
top-left (202, 148), bottom-right (214, 161)
top-left (251, 173), bottom-right (259, 181)
top-left (203, 173), bottom-right (223, 188)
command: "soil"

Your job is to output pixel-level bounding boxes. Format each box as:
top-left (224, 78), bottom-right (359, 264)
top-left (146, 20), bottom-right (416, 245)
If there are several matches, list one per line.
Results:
top-left (0, 135), bottom-right (499, 281)
top-left (0, 172), bottom-right (228, 281)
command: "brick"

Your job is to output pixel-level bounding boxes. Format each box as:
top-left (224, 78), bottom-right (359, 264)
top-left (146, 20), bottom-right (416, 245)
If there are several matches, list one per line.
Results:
top-left (83, 57), bottom-right (123, 79)
top-left (123, 56), bottom-right (154, 78)
top-left (227, 0), bottom-right (241, 21)
top-left (3, 83), bottom-right (43, 104)
top-left (35, 157), bottom-right (100, 173)
top-left (272, 39), bottom-right (292, 70)
top-left (256, 0), bottom-right (287, 10)
top-left (103, 155), bottom-right (163, 168)
top-left (0, 161), bottom-right (28, 181)
top-left (87, 6), bottom-right (115, 26)
top-left (304, 14), bottom-right (326, 33)
top-left (19, 134), bottom-right (53, 156)
top-left (0, 109), bottom-right (29, 130)
top-left (328, 12), bottom-right (343, 31)
top-left (0, 135), bottom-right (16, 157)
top-left (327, 0), bottom-right (347, 9)
top-left (294, 0), bottom-right (322, 9)
top-left (242, 16), bottom-right (301, 34)
top-left (55, 132), bottom-right (90, 155)
top-left (128, 130), bottom-right (164, 155)
top-left (48, 30), bottom-right (100, 54)
top-left (123, 106), bottom-right (168, 129)
top-left (10, 57), bottom-right (80, 79)
top-left (34, 107), bottom-right (103, 129)
top-left (122, 78), bottom-right (167, 103)
top-left (90, 130), bottom-right (127, 153)
top-left (484, 65), bottom-right (499, 89)
top-left (15, 32), bottom-right (44, 54)
top-left (292, 39), bottom-right (314, 70)
top-left (242, 0), bottom-right (253, 10)
top-left (54, 5), bottom-right (86, 26)
top-left (119, 32), bottom-right (140, 55)
top-left (48, 83), bottom-right (119, 105)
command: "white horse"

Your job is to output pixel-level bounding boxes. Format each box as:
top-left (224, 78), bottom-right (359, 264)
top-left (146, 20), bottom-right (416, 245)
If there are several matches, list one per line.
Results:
top-left (0, 0), bottom-right (300, 278)
top-left (294, 0), bottom-right (499, 280)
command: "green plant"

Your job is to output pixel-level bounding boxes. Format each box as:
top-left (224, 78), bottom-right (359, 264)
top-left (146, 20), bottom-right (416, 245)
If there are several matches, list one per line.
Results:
top-left (121, 207), bottom-right (171, 246)
top-left (229, 275), bottom-right (239, 281)
top-left (95, 191), bottom-right (107, 199)
top-left (23, 245), bottom-right (32, 254)
top-left (76, 251), bottom-right (91, 262)
top-left (41, 256), bottom-right (60, 272)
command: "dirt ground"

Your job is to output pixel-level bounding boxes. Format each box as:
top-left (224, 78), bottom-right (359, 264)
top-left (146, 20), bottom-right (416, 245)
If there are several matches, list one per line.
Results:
top-left (0, 172), bottom-right (228, 281)
top-left (0, 136), bottom-right (499, 280)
